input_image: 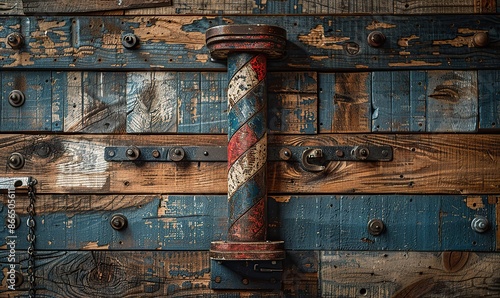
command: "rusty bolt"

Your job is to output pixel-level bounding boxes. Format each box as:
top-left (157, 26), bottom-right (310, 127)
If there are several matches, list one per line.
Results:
top-left (471, 216), bottom-right (489, 233)
top-left (6, 32), bottom-right (24, 49)
top-left (335, 149), bottom-right (344, 158)
top-left (279, 148), bottom-right (292, 161)
top-left (152, 150), bottom-right (160, 158)
top-left (214, 276), bottom-right (221, 283)
top-left (110, 214), bottom-right (128, 230)
top-left (125, 146), bottom-right (140, 160)
top-left (368, 219), bottom-right (385, 236)
top-left (353, 146), bottom-right (370, 160)
top-left (472, 32), bottom-right (489, 47)
top-left (367, 31), bottom-right (386, 47)
top-left (122, 33), bottom-right (139, 49)
top-left (242, 278), bottom-right (249, 285)
top-left (8, 90), bottom-right (25, 107)
top-left (5, 214), bottom-right (21, 230)
top-left (8, 152), bottom-right (25, 170)
top-left (169, 147), bottom-right (185, 161)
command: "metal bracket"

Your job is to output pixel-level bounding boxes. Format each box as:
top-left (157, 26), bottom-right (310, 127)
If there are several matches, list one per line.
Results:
top-left (0, 177), bottom-right (31, 191)
top-left (211, 259), bottom-right (283, 290)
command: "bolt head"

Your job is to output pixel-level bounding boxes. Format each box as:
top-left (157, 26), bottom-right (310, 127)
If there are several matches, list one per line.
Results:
top-left (110, 214), bottom-right (128, 230)
top-left (7, 33), bottom-right (24, 49)
top-left (335, 150), bottom-right (344, 157)
top-left (8, 90), bottom-right (25, 107)
top-left (214, 276), bottom-right (221, 283)
top-left (368, 31), bottom-right (386, 47)
top-left (152, 150), bottom-right (160, 158)
top-left (242, 278), bottom-right (249, 285)
top-left (368, 219), bottom-right (385, 236)
top-left (473, 32), bottom-right (489, 47)
top-left (8, 153), bottom-right (25, 170)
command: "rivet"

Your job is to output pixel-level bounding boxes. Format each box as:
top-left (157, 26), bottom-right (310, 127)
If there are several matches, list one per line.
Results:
top-left (122, 33), bottom-right (139, 49)
top-left (242, 278), bottom-right (249, 285)
top-left (367, 219), bottom-right (385, 236)
top-left (203, 151), bottom-right (209, 156)
top-left (381, 150), bottom-right (389, 157)
top-left (6, 32), bottom-right (24, 49)
top-left (279, 148), bottom-right (292, 161)
top-left (8, 90), bottom-right (25, 107)
top-left (335, 149), bottom-right (344, 157)
top-left (471, 216), bottom-right (489, 233)
top-left (169, 147), bottom-right (185, 161)
top-left (110, 214), bottom-right (128, 230)
top-left (367, 31), bottom-right (386, 47)
top-left (472, 32), bottom-right (489, 47)
top-left (8, 152), bottom-right (25, 170)
top-left (214, 276), bottom-right (221, 283)
top-left (152, 150), bottom-right (160, 158)
top-left (125, 146), bottom-right (140, 160)
top-left (108, 150), bottom-right (116, 157)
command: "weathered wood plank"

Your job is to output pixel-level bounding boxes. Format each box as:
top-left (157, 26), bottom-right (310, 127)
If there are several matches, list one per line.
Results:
top-left (267, 72), bottom-right (317, 134)
top-left (0, 0), bottom-right (24, 15)
top-left (23, 0), bottom-right (172, 13)
top-left (200, 72), bottom-right (226, 134)
top-left (478, 70), bottom-right (500, 130)
top-left (1, 195), bottom-right (495, 251)
top-left (0, 134), bottom-right (499, 194)
top-left (0, 250), bottom-right (311, 297)
top-left (321, 251), bottom-right (500, 297)
top-left (0, 16), bottom-right (499, 71)
top-left (394, 0), bottom-right (491, 14)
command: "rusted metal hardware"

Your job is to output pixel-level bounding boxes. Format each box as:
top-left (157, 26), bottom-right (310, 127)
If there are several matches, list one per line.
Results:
top-left (110, 214), bottom-right (128, 230)
top-left (8, 153), bottom-right (25, 170)
top-left (168, 147), bottom-right (185, 161)
top-left (367, 219), bottom-right (385, 236)
top-left (367, 31), bottom-right (386, 47)
top-left (5, 213), bottom-right (21, 230)
top-left (0, 177), bottom-right (31, 189)
top-left (210, 259), bottom-right (283, 290)
top-left (125, 146), bottom-right (140, 161)
top-left (301, 148), bottom-right (325, 172)
top-left (8, 90), bottom-right (25, 107)
top-left (471, 216), bottom-right (489, 233)
top-left (472, 32), bottom-right (489, 47)
top-left (6, 32), bottom-right (24, 49)
top-left (122, 33), bottom-right (140, 49)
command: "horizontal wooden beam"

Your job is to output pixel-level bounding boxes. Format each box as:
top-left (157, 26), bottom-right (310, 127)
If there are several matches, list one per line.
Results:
top-left (0, 195), bottom-right (496, 251)
top-left (0, 16), bottom-right (499, 71)
top-left (0, 134), bottom-right (498, 194)
top-left (23, 0), bottom-right (172, 13)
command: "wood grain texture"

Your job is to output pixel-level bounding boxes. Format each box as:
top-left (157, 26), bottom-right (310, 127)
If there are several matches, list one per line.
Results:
top-left (321, 251), bottom-right (500, 297)
top-left (23, 0), bottom-right (172, 13)
top-left (1, 134), bottom-right (499, 194)
top-left (478, 70), bottom-right (500, 130)
top-left (2, 194), bottom-right (495, 251)
top-left (0, 16), bottom-right (499, 71)
top-left (0, 250), bottom-right (311, 297)
top-left (394, 0), bottom-right (491, 14)
top-left (0, 0), bottom-right (24, 15)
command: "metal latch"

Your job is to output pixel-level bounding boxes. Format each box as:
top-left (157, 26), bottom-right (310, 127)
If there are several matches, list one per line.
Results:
top-left (105, 145), bottom-right (392, 172)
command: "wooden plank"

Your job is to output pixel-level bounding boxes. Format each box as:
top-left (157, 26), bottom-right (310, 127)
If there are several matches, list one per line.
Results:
top-left (0, 134), bottom-right (499, 194)
top-left (478, 70), bottom-right (500, 130)
top-left (0, 250), bottom-right (312, 297)
top-left (0, 16), bottom-right (499, 71)
top-left (23, 0), bottom-right (172, 13)
top-left (200, 72), bottom-right (227, 134)
top-left (394, 0), bottom-right (478, 14)
top-left (0, 71), bottom-right (54, 131)
top-left (426, 70), bottom-right (478, 132)
top-left (65, 72), bottom-right (126, 133)
top-left (409, 70), bottom-right (427, 131)
top-left (267, 72), bottom-right (317, 134)
top-left (321, 251), bottom-right (500, 297)
top-left (1, 194), bottom-right (495, 251)
top-left (0, 0), bottom-right (24, 15)
top-left (177, 72), bottom-right (201, 133)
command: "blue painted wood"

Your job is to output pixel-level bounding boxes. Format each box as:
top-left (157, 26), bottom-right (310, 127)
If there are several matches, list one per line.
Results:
top-left (0, 71), bottom-right (53, 131)
top-left (318, 73), bottom-right (334, 133)
top-left (51, 71), bottom-right (65, 131)
top-left (478, 70), bottom-right (500, 130)
top-left (200, 72), bottom-right (227, 134)
top-left (1, 16), bottom-right (499, 71)
top-left (409, 71), bottom-right (427, 131)
top-left (1, 195), bottom-right (495, 251)
top-left (178, 72), bottom-right (201, 133)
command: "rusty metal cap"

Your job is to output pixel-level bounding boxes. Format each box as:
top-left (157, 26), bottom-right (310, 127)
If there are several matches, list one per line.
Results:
top-left (206, 24), bottom-right (287, 60)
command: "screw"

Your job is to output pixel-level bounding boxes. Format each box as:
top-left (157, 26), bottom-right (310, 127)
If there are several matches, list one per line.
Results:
top-left (108, 150), bottom-right (115, 157)
top-left (122, 33), bottom-right (139, 49)
top-left (367, 219), bottom-right (385, 236)
top-left (214, 276), bottom-right (221, 283)
top-left (242, 278), bottom-right (249, 285)
top-left (110, 214), bottom-right (128, 230)
top-left (279, 148), bottom-right (292, 161)
top-left (335, 149), bottom-right (344, 157)
top-left (8, 90), bottom-right (25, 107)
top-left (367, 31), bottom-right (386, 47)
top-left (203, 151), bottom-right (209, 156)
top-left (471, 216), bottom-right (489, 233)
top-left (152, 150), bottom-right (160, 158)
top-left (174, 149), bottom-right (181, 155)
top-left (169, 147), bottom-right (185, 161)
top-left (8, 153), bottom-right (25, 170)
top-left (381, 150), bottom-right (388, 157)
top-left (6, 32), bottom-right (24, 49)
top-left (125, 146), bottom-right (140, 160)
top-left (472, 32), bottom-right (489, 47)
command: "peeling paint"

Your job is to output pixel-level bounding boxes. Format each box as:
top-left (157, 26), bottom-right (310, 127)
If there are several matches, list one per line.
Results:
top-left (388, 60), bottom-right (442, 67)
top-left (399, 51), bottom-right (411, 56)
top-left (366, 21), bottom-right (396, 30)
top-left (466, 196), bottom-right (485, 210)
top-left (433, 36), bottom-right (473, 48)
top-left (355, 64), bottom-right (369, 68)
top-left (272, 196), bottom-right (292, 203)
top-left (82, 241), bottom-right (110, 249)
top-left (195, 54), bottom-right (209, 63)
top-left (398, 35), bottom-right (419, 47)
top-left (457, 28), bottom-right (488, 34)
top-left (298, 25), bottom-right (349, 50)
top-left (4, 52), bottom-right (35, 67)
top-left (310, 55), bottom-right (329, 61)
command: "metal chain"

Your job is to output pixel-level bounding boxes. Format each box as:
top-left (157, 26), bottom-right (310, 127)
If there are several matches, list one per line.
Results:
top-left (26, 177), bottom-right (37, 298)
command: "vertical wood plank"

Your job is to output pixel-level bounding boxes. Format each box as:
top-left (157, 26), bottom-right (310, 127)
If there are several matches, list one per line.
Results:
top-left (51, 71), bottom-right (65, 131)
top-left (331, 73), bottom-right (371, 132)
top-left (426, 70), bottom-right (478, 132)
top-left (177, 72), bottom-right (201, 133)
top-left (1, 71), bottom-right (52, 131)
top-left (64, 71), bottom-right (83, 132)
top-left (318, 73), bottom-right (335, 133)
top-left (372, 71), bottom-right (411, 132)
top-left (478, 70), bottom-right (500, 130)
top-left (409, 71), bottom-right (427, 131)
top-left (267, 72), bottom-right (317, 134)
top-left (127, 72), bottom-right (178, 133)
top-left (200, 72), bottom-right (226, 134)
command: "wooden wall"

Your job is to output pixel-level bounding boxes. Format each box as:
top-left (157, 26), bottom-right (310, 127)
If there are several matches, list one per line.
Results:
top-left (1, 0), bottom-right (499, 297)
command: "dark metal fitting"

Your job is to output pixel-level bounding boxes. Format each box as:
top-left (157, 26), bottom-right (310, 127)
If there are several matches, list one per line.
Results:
top-left (214, 276), bottom-right (221, 283)
top-left (6, 32), bottom-right (24, 49)
top-left (8, 90), bottom-right (25, 107)
top-left (169, 147), bottom-right (185, 161)
top-left (367, 219), bottom-right (385, 236)
top-left (367, 31), bottom-right (386, 47)
top-left (471, 216), bottom-right (489, 233)
top-left (279, 148), bottom-right (292, 161)
top-left (8, 153), bottom-right (25, 170)
top-left (14, 271), bottom-right (24, 287)
top-left (122, 33), bottom-right (140, 49)
top-left (110, 214), bottom-right (128, 230)
top-left (301, 148), bottom-right (326, 172)
top-left (125, 146), bottom-right (141, 160)
top-left (335, 149), bottom-right (344, 157)
top-left (344, 42), bottom-right (360, 55)
top-left (472, 32), bottom-right (489, 47)
top-left (5, 214), bottom-right (21, 230)
top-left (152, 150), bottom-right (161, 158)
top-left (35, 143), bottom-right (51, 158)
top-left (352, 146), bottom-right (370, 160)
